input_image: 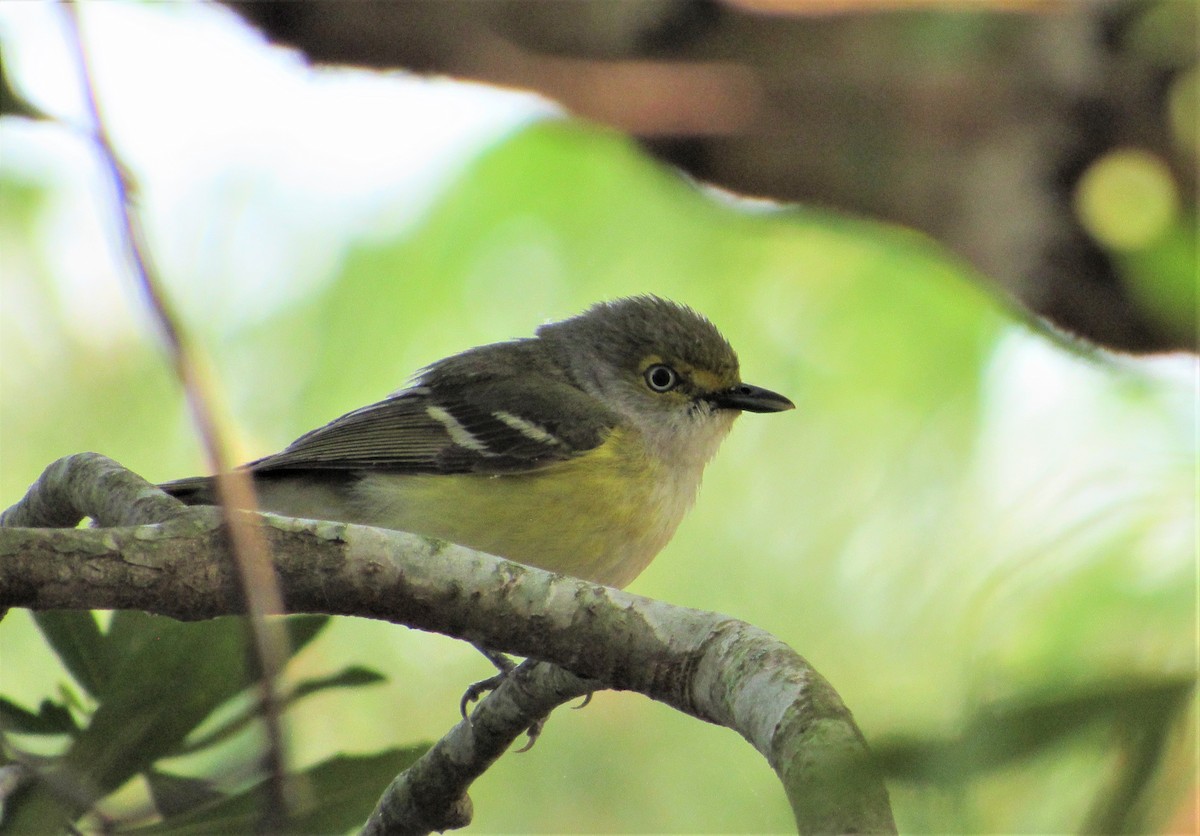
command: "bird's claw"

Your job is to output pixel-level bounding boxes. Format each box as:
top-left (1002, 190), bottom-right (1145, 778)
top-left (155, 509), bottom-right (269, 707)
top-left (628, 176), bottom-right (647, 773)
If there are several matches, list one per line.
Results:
top-left (513, 715), bottom-right (547, 753)
top-left (459, 672), bottom-right (507, 719)
top-left (459, 650), bottom-right (556, 752)
top-left (460, 646), bottom-right (518, 720)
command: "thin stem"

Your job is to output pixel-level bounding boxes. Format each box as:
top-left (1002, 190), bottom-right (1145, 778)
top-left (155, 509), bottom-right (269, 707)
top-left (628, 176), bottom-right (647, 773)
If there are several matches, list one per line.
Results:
top-left (58, 5), bottom-right (292, 828)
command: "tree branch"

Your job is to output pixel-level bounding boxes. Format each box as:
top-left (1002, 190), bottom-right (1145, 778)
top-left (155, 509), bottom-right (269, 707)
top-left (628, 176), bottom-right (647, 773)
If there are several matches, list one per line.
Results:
top-left (1, 455), bottom-right (896, 834)
top-left (0, 452), bottom-right (189, 529)
top-left (364, 661), bottom-right (597, 834)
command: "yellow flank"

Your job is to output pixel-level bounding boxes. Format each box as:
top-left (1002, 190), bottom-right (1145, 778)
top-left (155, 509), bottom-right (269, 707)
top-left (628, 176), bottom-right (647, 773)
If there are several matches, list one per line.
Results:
top-left (350, 428), bottom-right (707, 588)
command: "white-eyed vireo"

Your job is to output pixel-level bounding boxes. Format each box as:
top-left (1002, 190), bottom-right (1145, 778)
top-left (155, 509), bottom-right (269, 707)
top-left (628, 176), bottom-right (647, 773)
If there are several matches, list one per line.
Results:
top-left (162, 296), bottom-right (793, 588)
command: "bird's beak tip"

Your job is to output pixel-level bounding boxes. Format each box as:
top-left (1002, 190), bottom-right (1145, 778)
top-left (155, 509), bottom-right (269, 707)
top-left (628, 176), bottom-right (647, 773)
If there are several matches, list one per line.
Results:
top-left (712, 383), bottom-right (795, 414)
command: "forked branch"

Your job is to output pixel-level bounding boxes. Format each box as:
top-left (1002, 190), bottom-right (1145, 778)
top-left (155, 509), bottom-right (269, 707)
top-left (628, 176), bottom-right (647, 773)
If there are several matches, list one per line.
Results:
top-left (1, 454), bottom-right (896, 834)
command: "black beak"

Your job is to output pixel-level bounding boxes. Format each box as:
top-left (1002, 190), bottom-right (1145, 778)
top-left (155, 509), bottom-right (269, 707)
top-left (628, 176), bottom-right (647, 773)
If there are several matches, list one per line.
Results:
top-left (709, 383), bottom-right (795, 413)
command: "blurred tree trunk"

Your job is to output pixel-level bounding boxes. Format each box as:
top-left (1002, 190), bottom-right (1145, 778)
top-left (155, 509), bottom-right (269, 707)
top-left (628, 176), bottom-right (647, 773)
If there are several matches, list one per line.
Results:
top-left (225, 0), bottom-right (1197, 354)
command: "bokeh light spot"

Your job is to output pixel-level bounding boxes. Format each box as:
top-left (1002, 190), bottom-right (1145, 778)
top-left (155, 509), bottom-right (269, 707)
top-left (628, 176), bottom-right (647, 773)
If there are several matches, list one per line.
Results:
top-left (1074, 148), bottom-right (1180, 252)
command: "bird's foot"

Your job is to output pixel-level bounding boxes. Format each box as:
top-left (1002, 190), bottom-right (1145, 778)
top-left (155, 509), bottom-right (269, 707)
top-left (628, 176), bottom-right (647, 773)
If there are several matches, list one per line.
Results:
top-left (459, 646), bottom-right (516, 719)
top-left (460, 648), bottom-right (552, 752)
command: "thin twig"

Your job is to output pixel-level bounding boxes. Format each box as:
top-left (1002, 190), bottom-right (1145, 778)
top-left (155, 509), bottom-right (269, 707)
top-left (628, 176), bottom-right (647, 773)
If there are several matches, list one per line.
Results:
top-left (59, 5), bottom-right (292, 828)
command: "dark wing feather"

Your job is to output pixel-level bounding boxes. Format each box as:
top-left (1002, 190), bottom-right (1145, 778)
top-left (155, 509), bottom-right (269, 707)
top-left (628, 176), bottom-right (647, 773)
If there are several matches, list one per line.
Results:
top-left (247, 377), bottom-right (616, 477)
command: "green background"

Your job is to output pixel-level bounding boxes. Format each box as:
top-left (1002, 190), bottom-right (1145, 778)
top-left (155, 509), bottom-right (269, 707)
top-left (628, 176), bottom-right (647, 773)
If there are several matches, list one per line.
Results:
top-left (1, 41), bottom-right (1195, 834)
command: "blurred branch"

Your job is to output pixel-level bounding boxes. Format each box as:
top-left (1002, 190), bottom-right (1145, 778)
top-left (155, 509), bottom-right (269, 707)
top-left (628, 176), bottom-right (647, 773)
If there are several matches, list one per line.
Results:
top-left (60, 4), bottom-right (292, 826)
top-left (0, 49), bottom-right (51, 122)
top-left (1, 454), bottom-right (896, 835)
top-left (221, 0), bottom-right (1197, 353)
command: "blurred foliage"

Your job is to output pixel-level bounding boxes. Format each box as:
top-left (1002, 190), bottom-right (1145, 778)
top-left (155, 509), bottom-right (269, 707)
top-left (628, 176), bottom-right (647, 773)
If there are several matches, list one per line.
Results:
top-left (1074, 147), bottom-right (1197, 344)
top-left (0, 612), bottom-right (416, 832)
top-left (2, 111), bottom-right (1196, 833)
top-left (874, 675), bottom-right (1194, 833)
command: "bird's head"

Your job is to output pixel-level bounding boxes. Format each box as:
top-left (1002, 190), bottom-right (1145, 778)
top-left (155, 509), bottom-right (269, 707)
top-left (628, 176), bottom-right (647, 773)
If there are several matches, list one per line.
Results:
top-left (538, 296), bottom-right (793, 464)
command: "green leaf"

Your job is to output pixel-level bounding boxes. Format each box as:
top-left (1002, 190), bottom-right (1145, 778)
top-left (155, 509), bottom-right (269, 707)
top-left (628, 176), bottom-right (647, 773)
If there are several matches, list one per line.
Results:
top-left (57, 617), bottom-right (250, 814)
top-left (283, 614), bottom-right (331, 657)
top-left (130, 748), bottom-right (428, 836)
top-left (103, 610), bottom-right (165, 663)
top-left (106, 612), bottom-right (324, 690)
top-left (873, 675), bottom-right (1195, 783)
top-left (284, 748), bottom-right (428, 835)
top-left (32, 611), bottom-right (110, 699)
top-left (146, 770), bottom-right (225, 819)
top-left (0, 697), bottom-right (77, 735)
top-left (175, 665), bottom-right (385, 757)
top-left (289, 666), bottom-right (386, 701)
top-left (1079, 699), bottom-right (1183, 834)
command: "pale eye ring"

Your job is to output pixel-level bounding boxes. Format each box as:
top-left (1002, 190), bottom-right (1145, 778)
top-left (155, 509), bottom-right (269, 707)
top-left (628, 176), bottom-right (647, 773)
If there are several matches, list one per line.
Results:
top-left (644, 363), bottom-right (679, 393)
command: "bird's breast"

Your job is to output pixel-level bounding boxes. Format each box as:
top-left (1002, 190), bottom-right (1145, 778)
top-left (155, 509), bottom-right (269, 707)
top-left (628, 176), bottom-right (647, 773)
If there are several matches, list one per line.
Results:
top-left (349, 427), bottom-right (711, 588)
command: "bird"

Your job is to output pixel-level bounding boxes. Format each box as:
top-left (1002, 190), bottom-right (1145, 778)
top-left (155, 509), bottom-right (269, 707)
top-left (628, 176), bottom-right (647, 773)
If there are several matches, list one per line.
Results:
top-left (161, 295), bottom-right (793, 589)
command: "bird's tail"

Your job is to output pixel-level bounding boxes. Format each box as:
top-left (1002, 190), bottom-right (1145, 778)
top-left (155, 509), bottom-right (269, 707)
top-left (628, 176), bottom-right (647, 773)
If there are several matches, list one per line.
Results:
top-left (158, 476), bottom-right (219, 506)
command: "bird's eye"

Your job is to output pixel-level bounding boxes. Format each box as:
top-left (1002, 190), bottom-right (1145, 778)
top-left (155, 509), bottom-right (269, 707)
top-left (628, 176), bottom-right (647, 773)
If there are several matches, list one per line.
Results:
top-left (644, 364), bottom-right (679, 393)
